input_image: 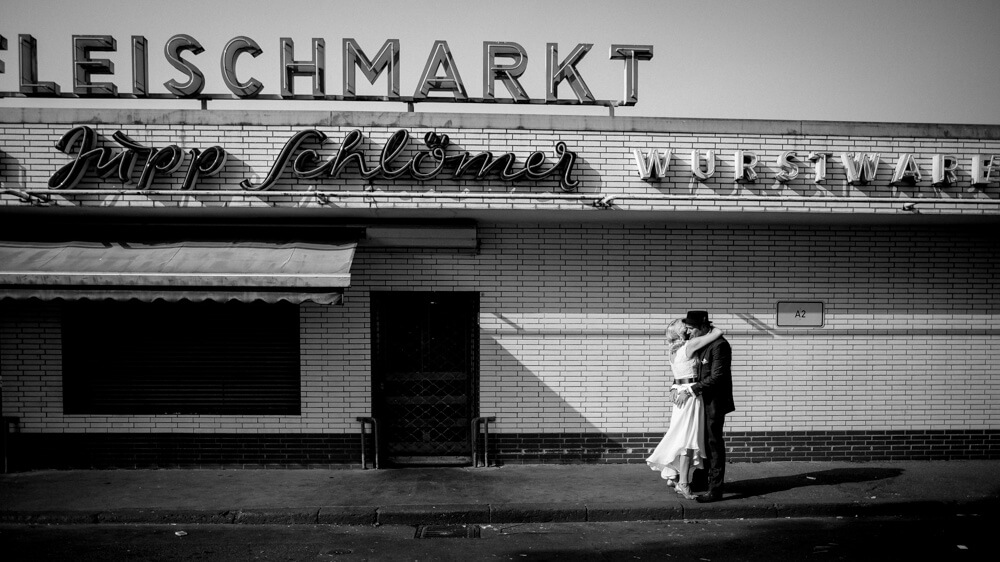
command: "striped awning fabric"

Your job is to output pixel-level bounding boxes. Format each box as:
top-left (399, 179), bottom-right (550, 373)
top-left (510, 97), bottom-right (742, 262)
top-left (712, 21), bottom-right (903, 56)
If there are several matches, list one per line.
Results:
top-left (0, 240), bottom-right (357, 304)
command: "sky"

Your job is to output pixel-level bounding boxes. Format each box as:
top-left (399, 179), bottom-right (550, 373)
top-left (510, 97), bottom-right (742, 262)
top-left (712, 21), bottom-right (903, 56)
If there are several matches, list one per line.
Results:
top-left (1, 0), bottom-right (998, 124)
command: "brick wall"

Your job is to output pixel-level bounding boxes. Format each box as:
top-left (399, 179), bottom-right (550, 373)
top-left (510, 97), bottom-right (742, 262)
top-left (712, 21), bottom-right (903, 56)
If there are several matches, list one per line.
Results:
top-left (1, 109), bottom-right (998, 466)
top-left (3, 223), bottom-right (998, 466)
top-left (356, 224), bottom-right (999, 436)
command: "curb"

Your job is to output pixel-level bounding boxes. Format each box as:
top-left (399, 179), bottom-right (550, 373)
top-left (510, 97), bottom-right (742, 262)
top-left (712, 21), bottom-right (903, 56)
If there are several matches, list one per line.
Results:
top-left (319, 506), bottom-right (378, 526)
top-left (378, 504), bottom-right (490, 526)
top-left (491, 502), bottom-right (587, 524)
top-left (2, 499), bottom-right (996, 526)
top-left (586, 501), bottom-right (684, 522)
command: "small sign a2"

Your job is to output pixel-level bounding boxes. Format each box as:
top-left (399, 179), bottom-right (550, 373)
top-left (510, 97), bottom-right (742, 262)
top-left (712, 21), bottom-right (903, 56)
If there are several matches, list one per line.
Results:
top-left (777, 302), bottom-right (824, 327)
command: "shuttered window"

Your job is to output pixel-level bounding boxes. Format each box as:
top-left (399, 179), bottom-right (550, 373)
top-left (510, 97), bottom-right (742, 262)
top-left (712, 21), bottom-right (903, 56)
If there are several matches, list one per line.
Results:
top-left (63, 300), bottom-right (300, 415)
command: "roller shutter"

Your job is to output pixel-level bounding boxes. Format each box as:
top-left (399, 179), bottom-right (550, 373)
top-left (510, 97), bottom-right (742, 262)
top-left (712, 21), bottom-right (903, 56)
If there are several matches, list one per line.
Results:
top-left (62, 300), bottom-right (300, 415)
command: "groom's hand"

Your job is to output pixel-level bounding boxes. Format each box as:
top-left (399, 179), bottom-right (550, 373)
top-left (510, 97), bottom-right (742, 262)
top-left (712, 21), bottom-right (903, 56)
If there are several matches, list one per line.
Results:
top-left (674, 389), bottom-right (690, 407)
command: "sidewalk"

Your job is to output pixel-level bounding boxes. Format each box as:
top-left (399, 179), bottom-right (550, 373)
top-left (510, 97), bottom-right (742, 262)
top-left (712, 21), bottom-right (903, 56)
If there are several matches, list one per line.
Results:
top-left (2, 461), bottom-right (999, 526)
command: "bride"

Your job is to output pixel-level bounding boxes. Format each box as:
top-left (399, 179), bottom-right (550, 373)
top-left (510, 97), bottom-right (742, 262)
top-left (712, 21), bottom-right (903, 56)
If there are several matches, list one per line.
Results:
top-left (646, 319), bottom-right (723, 499)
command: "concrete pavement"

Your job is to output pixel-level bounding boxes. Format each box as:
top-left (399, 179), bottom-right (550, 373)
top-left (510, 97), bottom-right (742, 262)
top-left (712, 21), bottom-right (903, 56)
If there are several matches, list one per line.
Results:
top-left (2, 461), bottom-right (999, 526)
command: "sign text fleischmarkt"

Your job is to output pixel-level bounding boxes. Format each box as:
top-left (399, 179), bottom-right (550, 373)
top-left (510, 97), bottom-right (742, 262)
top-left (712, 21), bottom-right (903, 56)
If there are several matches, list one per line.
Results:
top-left (0, 34), bottom-right (653, 105)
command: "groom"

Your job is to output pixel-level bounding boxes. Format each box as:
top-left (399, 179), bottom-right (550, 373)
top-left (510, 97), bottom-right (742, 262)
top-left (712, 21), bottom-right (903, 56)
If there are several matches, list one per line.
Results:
top-left (683, 310), bottom-right (734, 503)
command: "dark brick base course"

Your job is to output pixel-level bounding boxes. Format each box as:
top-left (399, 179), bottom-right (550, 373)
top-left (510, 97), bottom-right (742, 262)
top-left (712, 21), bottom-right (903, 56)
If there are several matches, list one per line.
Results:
top-left (490, 430), bottom-right (1000, 464)
top-left (7, 433), bottom-right (364, 470)
top-left (7, 430), bottom-right (999, 469)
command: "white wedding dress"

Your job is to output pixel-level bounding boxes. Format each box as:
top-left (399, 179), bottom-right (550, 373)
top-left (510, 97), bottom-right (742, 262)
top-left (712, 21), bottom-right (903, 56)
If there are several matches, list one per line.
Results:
top-left (645, 341), bottom-right (706, 479)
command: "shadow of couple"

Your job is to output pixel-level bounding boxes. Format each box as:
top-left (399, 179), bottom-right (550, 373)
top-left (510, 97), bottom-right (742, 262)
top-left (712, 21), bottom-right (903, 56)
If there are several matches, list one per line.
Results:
top-left (688, 467), bottom-right (905, 499)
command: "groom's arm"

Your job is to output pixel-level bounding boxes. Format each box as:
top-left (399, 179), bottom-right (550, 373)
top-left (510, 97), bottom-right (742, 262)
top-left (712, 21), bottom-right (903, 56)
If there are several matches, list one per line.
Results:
top-left (691, 340), bottom-right (732, 397)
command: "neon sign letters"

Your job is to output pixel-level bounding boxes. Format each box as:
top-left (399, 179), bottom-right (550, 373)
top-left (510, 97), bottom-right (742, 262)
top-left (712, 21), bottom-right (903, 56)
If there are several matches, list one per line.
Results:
top-left (1, 34), bottom-right (653, 105)
top-left (241, 129), bottom-right (579, 192)
top-left (633, 148), bottom-right (998, 187)
top-left (49, 126), bottom-right (227, 190)
top-left (44, 126), bottom-right (580, 192)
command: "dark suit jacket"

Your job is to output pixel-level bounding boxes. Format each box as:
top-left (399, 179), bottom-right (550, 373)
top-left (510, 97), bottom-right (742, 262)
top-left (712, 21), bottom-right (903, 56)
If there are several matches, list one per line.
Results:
top-left (691, 336), bottom-right (735, 417)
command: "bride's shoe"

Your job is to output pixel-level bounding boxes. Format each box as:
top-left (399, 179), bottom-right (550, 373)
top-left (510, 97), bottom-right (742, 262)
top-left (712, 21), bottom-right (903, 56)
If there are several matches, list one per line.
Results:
top-left (675, 483), bottom-right (697, 500)
top-left (666, 476), bottom-right (678, 488)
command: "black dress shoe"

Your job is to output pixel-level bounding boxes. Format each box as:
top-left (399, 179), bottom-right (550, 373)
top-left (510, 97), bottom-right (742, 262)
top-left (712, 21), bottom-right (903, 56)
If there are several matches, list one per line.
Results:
top-left (695, 491), bottom-right (722, 503)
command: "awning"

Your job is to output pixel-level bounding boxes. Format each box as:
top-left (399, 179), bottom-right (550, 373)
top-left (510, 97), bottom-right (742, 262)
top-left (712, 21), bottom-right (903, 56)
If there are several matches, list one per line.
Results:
top-left (0, 240), bottom-right (356, 304)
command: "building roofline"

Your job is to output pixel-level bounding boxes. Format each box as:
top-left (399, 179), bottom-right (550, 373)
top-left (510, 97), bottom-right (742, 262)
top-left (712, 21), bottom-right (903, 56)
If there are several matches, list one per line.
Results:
top-left (2, 107), bottom-right (1000, 140)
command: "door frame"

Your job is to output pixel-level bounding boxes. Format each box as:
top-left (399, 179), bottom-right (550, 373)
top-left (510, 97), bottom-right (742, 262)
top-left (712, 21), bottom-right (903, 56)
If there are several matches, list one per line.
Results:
top-left (370, 291), bottom-right (480, 466)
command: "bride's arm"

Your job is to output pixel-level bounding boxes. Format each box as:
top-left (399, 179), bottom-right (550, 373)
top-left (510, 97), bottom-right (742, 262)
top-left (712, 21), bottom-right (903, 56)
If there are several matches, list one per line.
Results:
top-left (683, 327), bottom-right (723, 358)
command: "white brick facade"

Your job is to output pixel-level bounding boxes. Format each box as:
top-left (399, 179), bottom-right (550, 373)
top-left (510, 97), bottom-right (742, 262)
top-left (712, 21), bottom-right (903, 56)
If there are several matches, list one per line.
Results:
top-left (3, 224), bottom-right (997, 436)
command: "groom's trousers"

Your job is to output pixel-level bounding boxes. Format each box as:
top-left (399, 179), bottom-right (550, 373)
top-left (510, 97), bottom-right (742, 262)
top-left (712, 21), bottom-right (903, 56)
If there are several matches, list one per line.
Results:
top-left (704, 414), bottom-right (727, 492)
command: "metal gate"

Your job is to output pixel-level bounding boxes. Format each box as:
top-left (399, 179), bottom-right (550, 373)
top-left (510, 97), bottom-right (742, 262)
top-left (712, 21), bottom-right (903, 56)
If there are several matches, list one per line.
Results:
top-left (371, 292), bottom-right (478, 466)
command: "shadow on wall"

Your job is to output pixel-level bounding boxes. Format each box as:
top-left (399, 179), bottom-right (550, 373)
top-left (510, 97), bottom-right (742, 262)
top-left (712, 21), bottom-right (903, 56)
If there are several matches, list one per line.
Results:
top-left (0, 149), bottom-right (28, 190)
top-left (480, 333), bottom-right (670, 464)
top-left (475, 223), bottom-right (999, 319)
top-left (480, 333), bottom-right (603, 428)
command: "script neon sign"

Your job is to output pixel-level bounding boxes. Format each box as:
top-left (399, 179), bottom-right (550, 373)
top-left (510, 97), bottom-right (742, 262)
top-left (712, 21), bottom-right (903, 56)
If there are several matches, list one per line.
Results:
top-left (0, 34), bottom-right (653, 105)
top-left (44, 126), bottom-right (580, 192)
top-left (241, 129), bottom-right (580, 192)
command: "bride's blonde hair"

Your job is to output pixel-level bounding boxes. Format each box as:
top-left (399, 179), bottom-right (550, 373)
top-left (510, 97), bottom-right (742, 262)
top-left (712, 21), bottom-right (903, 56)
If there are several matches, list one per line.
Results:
top-left (665, 319), bottom-right (688, 358)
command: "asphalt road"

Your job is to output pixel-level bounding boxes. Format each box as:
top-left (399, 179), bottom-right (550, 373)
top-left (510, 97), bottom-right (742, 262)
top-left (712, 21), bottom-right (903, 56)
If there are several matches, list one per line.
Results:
top-left (2, 514), bottom-right (994, 561)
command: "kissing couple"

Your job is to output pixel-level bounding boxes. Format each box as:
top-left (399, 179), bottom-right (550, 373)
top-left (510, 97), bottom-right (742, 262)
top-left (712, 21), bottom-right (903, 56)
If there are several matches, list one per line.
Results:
top-left (646, 310), bottom-right (734, 503)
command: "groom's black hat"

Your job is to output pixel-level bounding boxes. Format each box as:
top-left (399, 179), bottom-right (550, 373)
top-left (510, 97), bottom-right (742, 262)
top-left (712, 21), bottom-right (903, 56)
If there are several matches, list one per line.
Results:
top-left (682, 310), bottom-right (710, 327)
